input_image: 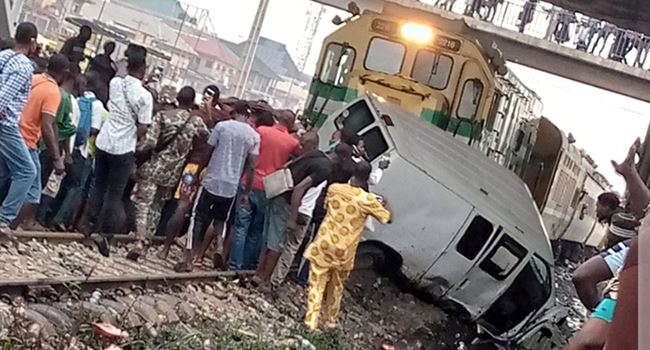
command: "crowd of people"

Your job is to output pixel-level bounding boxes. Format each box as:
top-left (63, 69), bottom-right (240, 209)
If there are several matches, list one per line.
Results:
top-left (435, 0), bottom-right (650, 68)
top-left (0, 17), bottom-right (646, 345)
top-left (0, 22), bottom-right (393, 331)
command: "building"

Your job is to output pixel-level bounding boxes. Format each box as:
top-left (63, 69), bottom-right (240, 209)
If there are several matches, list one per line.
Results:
top-left (182, 34), bottom-right (239, 92)
top-left (223, 37), bottom-right (309, 108)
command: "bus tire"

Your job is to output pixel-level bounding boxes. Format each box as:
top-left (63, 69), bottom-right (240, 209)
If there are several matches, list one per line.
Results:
top-left (354, 242), bottom-right (401, 275)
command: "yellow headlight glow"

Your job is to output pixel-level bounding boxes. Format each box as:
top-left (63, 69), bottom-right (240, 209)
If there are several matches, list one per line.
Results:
top-left (400, 22), bottom-right (434, 44)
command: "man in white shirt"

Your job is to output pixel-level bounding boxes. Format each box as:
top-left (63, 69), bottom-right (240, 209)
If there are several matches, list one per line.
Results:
top-left (84, 45), bottom-right (153, 257)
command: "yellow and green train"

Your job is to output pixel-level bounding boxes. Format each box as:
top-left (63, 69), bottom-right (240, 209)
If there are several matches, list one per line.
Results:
top-left (304, 2), bottom-right (542, 171)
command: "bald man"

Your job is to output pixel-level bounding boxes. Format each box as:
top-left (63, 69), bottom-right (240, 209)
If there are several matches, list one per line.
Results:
top-left (228, 110), bottom-right (302, 271)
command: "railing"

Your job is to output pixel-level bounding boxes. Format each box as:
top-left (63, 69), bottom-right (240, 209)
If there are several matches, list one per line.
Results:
top-left (423, 0), bottom-right (650, 70)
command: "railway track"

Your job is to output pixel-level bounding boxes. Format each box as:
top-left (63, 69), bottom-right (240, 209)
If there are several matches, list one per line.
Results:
top-left (0, 231), bottom-right (251, 295)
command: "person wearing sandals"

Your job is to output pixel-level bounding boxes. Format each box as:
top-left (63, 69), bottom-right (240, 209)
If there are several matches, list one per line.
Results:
top-left (126, 86), bottom-right (209, 261)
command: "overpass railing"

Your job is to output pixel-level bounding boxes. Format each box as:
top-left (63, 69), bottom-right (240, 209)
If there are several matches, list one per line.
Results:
top-left (427, 0), bottom-right (650, 69)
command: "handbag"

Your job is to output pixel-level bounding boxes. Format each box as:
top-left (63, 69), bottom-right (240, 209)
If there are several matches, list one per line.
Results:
top-left (263, 168), bottom-right (294, 199)
top-left (263, 151), bottom-right (316, 199)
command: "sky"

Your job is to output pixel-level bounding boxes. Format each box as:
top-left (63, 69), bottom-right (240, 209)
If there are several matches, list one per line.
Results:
top-left (183, 0), bottom-right (649, 191)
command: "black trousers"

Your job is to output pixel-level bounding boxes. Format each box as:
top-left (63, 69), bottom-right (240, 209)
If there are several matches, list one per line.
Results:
top-left (87, 149), bottom-right (134, 239)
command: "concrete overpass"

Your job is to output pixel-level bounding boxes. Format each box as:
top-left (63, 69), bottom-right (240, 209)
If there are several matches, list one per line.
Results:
top-left (314, 0), bottom-right (650, 103)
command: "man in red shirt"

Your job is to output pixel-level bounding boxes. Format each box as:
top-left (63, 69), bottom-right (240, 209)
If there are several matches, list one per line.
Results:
top-left (228, 110), bottom-right (301, 270)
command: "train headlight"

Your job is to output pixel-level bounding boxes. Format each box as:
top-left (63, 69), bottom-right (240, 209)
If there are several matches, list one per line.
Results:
top-left (401, 22), bottom-right (434, 44)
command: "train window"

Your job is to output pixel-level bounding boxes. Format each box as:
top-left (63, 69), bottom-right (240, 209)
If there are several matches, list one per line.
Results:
top-left (365, 37), bottom-right (405, 75)
top-left (320, 43), bottom-right (356, 86)
top-left (360, 127), bottom-right (389, 161)
top-left (479, 255), bottom-right (551, 334)
top-left (456, 215), bottom-right (494, 260)
top-left (457, 79), bottom-right (483, 120)
top-left (479, 234), bottom-right (527, 281)
top-left (411, 50), bottom-right (453, 90)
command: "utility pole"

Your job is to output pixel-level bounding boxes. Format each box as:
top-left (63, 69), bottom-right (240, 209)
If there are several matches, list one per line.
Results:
top-left (234, 0), bottom-right (270, 98)
top-left (286, 3), bottom-right (325, 106)
top-left (97, 0), bottom-right (108, 21)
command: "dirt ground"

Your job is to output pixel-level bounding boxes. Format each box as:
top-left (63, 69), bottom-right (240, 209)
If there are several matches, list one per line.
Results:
top-left (0, 243), bottom-right (586, 349)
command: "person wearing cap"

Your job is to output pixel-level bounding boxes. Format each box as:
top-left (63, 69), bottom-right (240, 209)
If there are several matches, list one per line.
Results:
top-left (605, 212), bottom-right (639, 247)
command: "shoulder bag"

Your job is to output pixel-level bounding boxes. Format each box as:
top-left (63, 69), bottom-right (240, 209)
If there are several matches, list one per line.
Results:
top-left (263, 151), bottom-right (316, 199)
top-left (135, 110), bottom-right (192, 167)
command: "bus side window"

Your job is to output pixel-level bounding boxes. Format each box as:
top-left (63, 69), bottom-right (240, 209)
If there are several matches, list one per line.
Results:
top-left (320, 43), bottom-right (356, 86)
top-left (457, 79), bottom-right (484, 120)
top-left (337, 100), bottom-right (375, 133)
top-left (479, 234), bottom-right (527, 281)
top-left (456, 215), bottom-right (494, 260)
top-left (359, 126), bottom-right (389, 161)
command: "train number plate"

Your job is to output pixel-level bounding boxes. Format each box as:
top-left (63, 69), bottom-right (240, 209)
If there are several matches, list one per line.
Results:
top-left (435, 35), bottom-right (461, 52)
top-left (371, 19), bottom-right (399, 36)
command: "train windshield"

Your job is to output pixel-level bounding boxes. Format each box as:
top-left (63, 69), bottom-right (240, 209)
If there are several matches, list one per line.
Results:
top-left (479, 255), bottom-right (552, 335)
top-left (411, 50), bottom-right (453, 90)
top-left (365, 37), bottom-right (405, 74)
top-left (458, 79), bottom-right (484, 120)
top-left (320, 43), bottom-right (356, 86)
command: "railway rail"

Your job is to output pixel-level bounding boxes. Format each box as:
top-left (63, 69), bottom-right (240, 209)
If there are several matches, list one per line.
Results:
top-left (0, 231), bottom-right (251, 296)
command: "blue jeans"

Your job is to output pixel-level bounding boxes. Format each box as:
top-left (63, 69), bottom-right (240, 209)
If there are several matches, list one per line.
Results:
top-left (25, 149), bottom-right (41, 204)
top-left (0, 123), bottom-right (37, 224)
top-left (49, 151), bottom-right (93, 228)
top-left (229, 188), bottom-right (268, 270)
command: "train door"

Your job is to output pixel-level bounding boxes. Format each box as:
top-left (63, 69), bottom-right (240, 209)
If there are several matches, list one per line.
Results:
top-left (450, 60), bottom-right (488, 142)
top-left (419, 211), bottom-right (500, 299)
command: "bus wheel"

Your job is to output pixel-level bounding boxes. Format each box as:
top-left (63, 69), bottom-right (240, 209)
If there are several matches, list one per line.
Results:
top-left (354, 244), bottom-right (387, 272)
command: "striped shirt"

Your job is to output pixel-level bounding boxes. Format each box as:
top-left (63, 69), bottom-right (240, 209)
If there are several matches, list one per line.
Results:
top-left (0, 50), bottom-right (34, 126)
top-left (95, 75), bottom-right (153, 155)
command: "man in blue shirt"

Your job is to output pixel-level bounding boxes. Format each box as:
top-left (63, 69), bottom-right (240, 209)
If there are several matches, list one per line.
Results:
top-left (0, 22), bottom-right (39, 236)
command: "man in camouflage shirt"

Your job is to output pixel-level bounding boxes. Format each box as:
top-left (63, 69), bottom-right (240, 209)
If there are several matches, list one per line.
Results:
top-left (127, 87), bottom-right (209, 261)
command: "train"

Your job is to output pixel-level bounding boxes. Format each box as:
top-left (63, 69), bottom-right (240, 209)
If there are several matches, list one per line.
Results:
top-left (523, 117), bottom-right (611, 260)
top-left (303, 2), bottom-right (612, 259)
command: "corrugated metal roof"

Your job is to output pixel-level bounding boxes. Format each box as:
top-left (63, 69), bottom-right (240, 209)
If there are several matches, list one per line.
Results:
top-left (365, 95), bottom-right (553, 261)
top-left (113, 0), bottom-right (188, 21)
top-left (78, 0), bottom-right (197, 54)
top-left (220, 39), bottom-right (279, 79)
top-left (181, 35), bottom-right (239, 67)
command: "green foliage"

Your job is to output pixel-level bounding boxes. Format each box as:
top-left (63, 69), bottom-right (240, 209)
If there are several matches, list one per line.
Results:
top-left (0, 338), bottom-right (25, 350)
top-left (298, 328), bottom-right (362, 350)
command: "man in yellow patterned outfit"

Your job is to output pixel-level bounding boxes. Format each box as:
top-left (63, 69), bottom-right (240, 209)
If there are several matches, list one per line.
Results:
top-left (304, 160), bottom-right (391, 331)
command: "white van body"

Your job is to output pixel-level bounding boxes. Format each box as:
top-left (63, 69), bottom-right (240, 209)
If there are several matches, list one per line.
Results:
top-left (317, 94), bottom-right (565, 347)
